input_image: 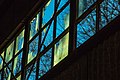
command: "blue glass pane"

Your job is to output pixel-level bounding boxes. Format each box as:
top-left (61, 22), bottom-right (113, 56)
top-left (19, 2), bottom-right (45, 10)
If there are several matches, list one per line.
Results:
top-left (41, 21), bottom-right (54, 51)
top-left (56, 5), bottom-right (70, 37)
top-left (57, 0), bottom-right (68, 10)
top-left (77, 9), bottom-right (96, 47)
top-left (99, 0), bottom-right (120, 29)
top-left (15, 30), bottom-right (24, 54)
top-left (3, 67), bottom-right (11, 80)
top-left (28, 36), bottom-right (39, 63)
top-left (54, 33), bottom-right (69, 66)
top-left (13, 51), bottom-right (23, 75)
top-left (30, 13), bottom-right (40, 40)
top-left (0, 52), bottom-right (4, 70)
top-left (39, 49), bottom-right (52, 78)
top-left (42, 0), bottom-right (54, 26)
top-left (78, 0), bottom-right (96, 17)
top-left (26, 63), bottom-right (36, 80)
top-left (5, 41), bottom-right (14, 63)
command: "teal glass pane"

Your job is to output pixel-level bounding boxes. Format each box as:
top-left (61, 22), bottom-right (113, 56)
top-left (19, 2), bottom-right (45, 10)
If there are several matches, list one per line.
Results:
top-left (78, 0), bottom-right (96, 17)
top-left (3, 67), bottom-right (11, 80)
top-left (41, 21), bottom-right (54, 51)
top-left (13, 51), bottom-right (22, 75)
top-left (28, 36), bottom-right (39, 63)
top-left (54, 33), bottom-right (69, 66)
top-left (42, 0), bottom-right (54, 26)
top-left (39, 49), bottom-right (52, 78)
top-left (15, 30), bottom-right (24, 54)
top-left (56, 5), bottom-right (70, 37)
top-left (0, 52), bottom-right (4, 70)
top-left (5, 41), bottom-right (14, 63)
top-left (77, 9), bottom-right (96, 47)
top-left (99, 0), bottom-right (120, 29)
top-left (26, 63), bottom-right (36, 80)
top-left (30, 13), bottom-right (40, 40)
top-left (57, 0), bottom-right (68, 10)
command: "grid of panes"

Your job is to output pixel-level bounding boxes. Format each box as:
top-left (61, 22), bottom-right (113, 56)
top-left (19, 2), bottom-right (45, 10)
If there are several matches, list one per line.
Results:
top-left (76, 0), bottom-right (120, 48)
top-left (0, 29), bottom-right (24, 80)
top-left (26, 0), bottom-right (70, 79)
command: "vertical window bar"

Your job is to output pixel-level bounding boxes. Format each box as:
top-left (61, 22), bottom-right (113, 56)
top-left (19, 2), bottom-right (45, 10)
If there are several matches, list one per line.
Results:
top-left (96, 0), bottom-right (100, 32)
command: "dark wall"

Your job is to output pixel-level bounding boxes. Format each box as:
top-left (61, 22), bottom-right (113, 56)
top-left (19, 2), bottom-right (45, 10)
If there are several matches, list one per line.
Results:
top-left (53, 28), bottom-right (120, 80)
top-left (0, 0), bottom-right (38, 45)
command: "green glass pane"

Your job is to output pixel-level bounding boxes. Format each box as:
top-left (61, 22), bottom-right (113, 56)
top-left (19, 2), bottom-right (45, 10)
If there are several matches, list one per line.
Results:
top-left (0, 52), bottom-right (4, 70)
top-left (77, 9), bottom-right (96, 47)
top-left (39, 49), bottom-right (52, 78)
top-left (17, 75), bottom-right (21, 80)
top-left (15, 30), bottom-right (24, 54)
top-left (78, 0), bottom-right (96, 17)
top-left (30, 13), bottom-right (40, 40)
top-left (54, 33), bottom-right (69, 66)
top-left (28, 36), bottom-right (39, 63)
top-left (56, 5), bottom-right (70, 37)
top-left (13, 51), bottom-right (22, 75)
top-left (3, 67), bottom-right (11, 80)
top-left (5, 41), bottom-right (14, 63)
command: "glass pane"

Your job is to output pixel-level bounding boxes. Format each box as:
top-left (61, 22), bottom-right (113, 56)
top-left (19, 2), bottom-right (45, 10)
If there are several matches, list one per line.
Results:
top-left (39, 49), bottom-right (52, 78)
top-left (54, 33), bottom-right (69, 66)
top-left (28, 36), bottom-right (39, 63)
top-left (78, 0), bottom-right (96, 17)
top-left (56, 5), bottom-right (70, 37)
top-left (3, 67), bottom-right (11, 80)
top-left (57, 0), bottom-right (68, 10)
top-left (26, 63), bottom-right (36, 80)
top-left (0, 52), bottom-right (4, 70)
top-left (41, 21), bottom-right (54, 51)
top-left (13, 51), bottom-right (22, 75)
top-left (99, 0), bottom-right (120, 29)
top-left (29, 13), bottom-right (40, 40)
top-left (15, 30), bottom-right (24, 54)
top-left (5, 41), bottom-right (14, 63)
top-left (42, 0), bottom-right (54, 26)
top-left (17, 75), bottom-right (21, 80)
top-left (77, 9), bottom-right (96, 47)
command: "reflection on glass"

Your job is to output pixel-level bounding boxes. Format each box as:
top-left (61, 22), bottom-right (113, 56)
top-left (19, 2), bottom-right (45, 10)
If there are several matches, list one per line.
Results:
top-left (28, 36), bottom-right (39, 63)
top-left (57, 0), bottom-right (68, 10)
top-left (26, 63), bottom-right (36, 80)
top-left (30, 13), bottom-right (39, 40)
top-left (41, 21), bottom-right (54, 51)
top-left (42, 0), bottom-right (54, 26)
top-left (54, 33), bottom-right (69, 66)
top-left (17, 75), bottom-right (21, 80)
top-left (3, 67), bottom-right (11, 80)
top-left (99, 0), bottom-right (120, 29)
top-left (77, 9), bottom-right (96, 47)
top-left (56, 5), bottom-right (70, 37)
top-left (78, 0), bottom-right (96, 17)
top-left (13, 51), bottom-right (22, 75)
top-left (5, 41), bottom-right (14, 63)
top-left (0, 52), bottom-right (4, 70)
top-left (15, 30), bottom-right (24, 54)
top-left (39, 49), bottom-right (52, 78)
